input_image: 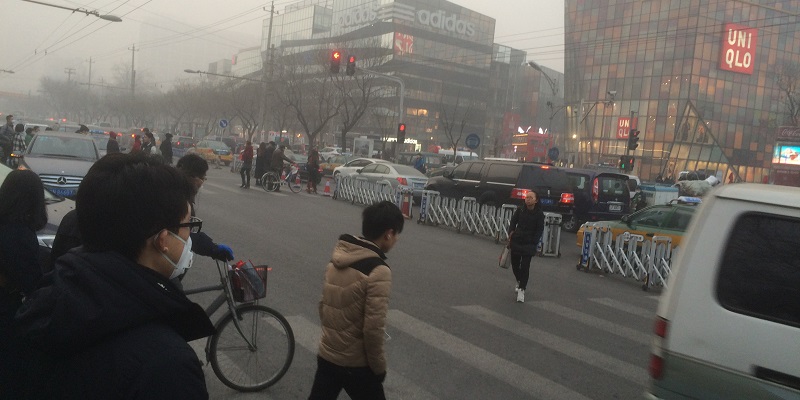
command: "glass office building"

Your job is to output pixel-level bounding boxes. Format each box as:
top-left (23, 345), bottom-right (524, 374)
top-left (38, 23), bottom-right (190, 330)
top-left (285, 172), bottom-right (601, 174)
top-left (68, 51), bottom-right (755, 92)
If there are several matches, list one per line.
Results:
top-left (566, 0), bottom-right (800, 182)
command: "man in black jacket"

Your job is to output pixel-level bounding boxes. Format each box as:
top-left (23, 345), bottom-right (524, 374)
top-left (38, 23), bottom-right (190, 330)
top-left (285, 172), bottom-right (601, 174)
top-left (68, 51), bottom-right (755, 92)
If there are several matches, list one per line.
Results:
top-left (15, 153), bottom-right (215, 399)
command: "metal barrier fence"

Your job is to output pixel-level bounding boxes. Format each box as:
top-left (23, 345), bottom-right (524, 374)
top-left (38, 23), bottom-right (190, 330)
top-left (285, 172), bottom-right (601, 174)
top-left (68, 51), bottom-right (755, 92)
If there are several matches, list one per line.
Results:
top-left (577, 223), bottom-right (675, 291)
top-left (333, 176), bottom-right (413, 218)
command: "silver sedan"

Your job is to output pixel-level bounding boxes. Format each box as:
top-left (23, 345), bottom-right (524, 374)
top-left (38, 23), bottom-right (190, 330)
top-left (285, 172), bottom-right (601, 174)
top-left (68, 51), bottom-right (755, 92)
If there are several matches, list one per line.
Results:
top-left (353, 163), bottom-right (428, 200)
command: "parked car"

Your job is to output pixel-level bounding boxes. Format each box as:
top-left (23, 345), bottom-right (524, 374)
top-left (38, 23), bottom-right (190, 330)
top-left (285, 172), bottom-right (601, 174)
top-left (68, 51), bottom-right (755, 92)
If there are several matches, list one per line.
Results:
top-left (17, 132), bottom-right (100, 199)
top-left (423, 160), bottom-right (575, 216)
top-left (333, 158), bottom-right (390, 178)
top-left (320, 154), bottom-right (352, 177)
top-left (647, 184), bottom-right (800, 399)
top-left (284, 149), bottom-right (312, 182)
top-left (354, 163), bottom-right (428, 200)
top-left (575, 198), bottom-right (701, 247)
top-left (171, 136), bottom-right (195, 158)
top-left (319, 146), bottom-right (341, 160)
top-left (189, 140), bottom-right (233, 166)
top-left (562, 168), bottom-right (631, 232)
top-left (396, 151), bottom-right (444, 174)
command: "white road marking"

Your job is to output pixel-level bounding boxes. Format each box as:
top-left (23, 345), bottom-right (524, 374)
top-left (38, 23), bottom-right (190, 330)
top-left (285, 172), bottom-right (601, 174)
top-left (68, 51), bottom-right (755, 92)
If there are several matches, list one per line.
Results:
top-left (530, 301), bottom-right (650, 345)
top-left (589, 298), bottom-right (655, 319)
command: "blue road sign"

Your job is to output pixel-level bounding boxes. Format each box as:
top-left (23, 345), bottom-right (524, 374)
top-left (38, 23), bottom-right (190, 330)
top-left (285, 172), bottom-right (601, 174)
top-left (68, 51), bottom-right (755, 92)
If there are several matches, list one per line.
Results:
top-left (548, 147), bottom-right (560, 161)
top-left (465, 133), bottom-right (480, 150)
top-left (219, 119), bottom-right (229, 128)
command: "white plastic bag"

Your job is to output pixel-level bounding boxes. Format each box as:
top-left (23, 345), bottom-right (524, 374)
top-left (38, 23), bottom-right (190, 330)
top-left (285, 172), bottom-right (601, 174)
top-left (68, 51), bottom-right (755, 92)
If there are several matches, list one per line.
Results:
top-left (498, 247), bottom-right (511, 269)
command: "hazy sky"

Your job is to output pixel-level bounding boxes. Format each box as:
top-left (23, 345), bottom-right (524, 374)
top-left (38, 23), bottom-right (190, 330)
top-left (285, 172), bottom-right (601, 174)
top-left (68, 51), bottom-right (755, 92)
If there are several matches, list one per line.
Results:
top-left (1, 0), bottom-right (564, 94)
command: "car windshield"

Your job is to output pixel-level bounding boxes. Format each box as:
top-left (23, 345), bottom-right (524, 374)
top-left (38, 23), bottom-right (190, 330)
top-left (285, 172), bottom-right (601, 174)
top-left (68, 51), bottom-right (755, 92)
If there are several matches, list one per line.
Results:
top-left (204, 141), bottom-right (228, 150)
top-left (29, 134), bottom-right (98, 160)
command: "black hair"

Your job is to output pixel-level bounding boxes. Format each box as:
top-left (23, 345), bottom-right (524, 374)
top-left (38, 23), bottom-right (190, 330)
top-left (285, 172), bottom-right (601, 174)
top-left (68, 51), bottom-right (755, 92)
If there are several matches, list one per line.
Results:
top-left (176, 153), bottom-right (209, 179)
top-left (25, 128), bottom-right (33, 134)
top-left (362, 200), bottom-right (404, 240)
top-left (0, 170), bottom-right (47, 231)
top-left (77, 153), bottom-right (193, 261)
top-left (15, 123), bottom-right (24, 133)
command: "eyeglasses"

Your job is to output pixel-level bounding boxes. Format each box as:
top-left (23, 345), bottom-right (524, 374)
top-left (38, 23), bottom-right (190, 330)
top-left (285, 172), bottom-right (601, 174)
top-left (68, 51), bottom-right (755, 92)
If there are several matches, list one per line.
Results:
top-left (175, 216), bottom-right (203, 233)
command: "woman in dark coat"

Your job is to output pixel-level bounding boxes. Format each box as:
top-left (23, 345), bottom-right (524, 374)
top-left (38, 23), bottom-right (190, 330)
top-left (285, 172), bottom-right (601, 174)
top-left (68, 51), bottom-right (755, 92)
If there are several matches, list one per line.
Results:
top-left (507, 190), bottom-right (545, 303)
top-left (254, 142), bottom-right (267, 186)
top-left (0, 170), bottom-right (48, 396)
top-left (307, 146), bottom-right (321, 194)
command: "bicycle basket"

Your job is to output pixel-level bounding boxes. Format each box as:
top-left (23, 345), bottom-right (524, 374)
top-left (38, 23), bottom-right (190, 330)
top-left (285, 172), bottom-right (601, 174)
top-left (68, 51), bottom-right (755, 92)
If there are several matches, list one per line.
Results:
top-left (229, 261), bottom-right (268, 303)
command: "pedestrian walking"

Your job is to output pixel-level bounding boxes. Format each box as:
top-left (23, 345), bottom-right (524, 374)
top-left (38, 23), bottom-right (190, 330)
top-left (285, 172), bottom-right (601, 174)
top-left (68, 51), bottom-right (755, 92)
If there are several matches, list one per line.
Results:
top-left (142, 129), bottom-right (157, 155)
top-left (308, 200), bottom-right (404, 400)
top-left (254, 142), bottom-right (267, 186)
top-left (131, 135), bottom-right (142, 153)
top-left (106, 131), bottom-right (120, 154)
top-left (15, 153), bottom-right (215, 399)
top-left (506, 191), bottom-right (544, 303)
top-left (0, 170), bottom-right (48, 398)
top-left (0, 115), bottom-right (15, 165)
top-left (240, 141), bottom-right (253, 188)
top-left (10, 123), bottom-right (26, 167)
top-left (307, 146), bottom-right (321, 194)
top-left (160, 133), bottom-right (174, 164)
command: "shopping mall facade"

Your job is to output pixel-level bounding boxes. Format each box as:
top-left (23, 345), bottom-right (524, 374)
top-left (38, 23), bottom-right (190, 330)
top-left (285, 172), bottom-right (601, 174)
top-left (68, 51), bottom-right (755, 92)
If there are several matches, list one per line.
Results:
top-left (260, 0), bottom-right (563, 157)
top-left (565, 0), bottom-right (800, 183)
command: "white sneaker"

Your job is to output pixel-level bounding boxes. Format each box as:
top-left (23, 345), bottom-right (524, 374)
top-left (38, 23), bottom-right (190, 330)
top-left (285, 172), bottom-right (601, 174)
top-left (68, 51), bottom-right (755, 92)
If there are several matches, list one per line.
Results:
top-left (516, 289), bottom-right (525, 303)
top-left (515, 283), bottom-right (520, 293)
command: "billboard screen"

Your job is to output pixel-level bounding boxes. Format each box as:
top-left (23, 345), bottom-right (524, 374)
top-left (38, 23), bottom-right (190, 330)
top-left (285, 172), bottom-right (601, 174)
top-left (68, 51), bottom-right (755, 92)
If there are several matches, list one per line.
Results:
top-left (772, 144), bottom-right (800, 166)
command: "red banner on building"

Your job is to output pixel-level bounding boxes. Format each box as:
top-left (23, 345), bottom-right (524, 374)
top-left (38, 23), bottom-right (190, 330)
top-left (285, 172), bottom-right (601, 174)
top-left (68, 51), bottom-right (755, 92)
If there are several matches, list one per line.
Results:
top-left (616, 117), bottom-right (638, 139)
top-left (394, 33), bottom-right (414, 56)
top-left (719, 23), bottom-right (757, 75)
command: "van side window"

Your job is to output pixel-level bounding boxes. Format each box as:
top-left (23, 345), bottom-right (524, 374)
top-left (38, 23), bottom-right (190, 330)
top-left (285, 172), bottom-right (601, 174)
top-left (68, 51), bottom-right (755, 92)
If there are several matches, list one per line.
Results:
top-left (486, 164), bottom-right (521, 184)
top-left (451, 163), bottom-right (470, 179)
top-left (717, 213), bottom-right (800, 328)
top-left (464, 162), bottom-right (484, 181)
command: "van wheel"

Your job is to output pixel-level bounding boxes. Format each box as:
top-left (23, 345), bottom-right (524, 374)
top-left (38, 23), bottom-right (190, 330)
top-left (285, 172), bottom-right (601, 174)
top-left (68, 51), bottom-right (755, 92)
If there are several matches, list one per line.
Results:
top-left (562, 215), bottom-right (579, 232)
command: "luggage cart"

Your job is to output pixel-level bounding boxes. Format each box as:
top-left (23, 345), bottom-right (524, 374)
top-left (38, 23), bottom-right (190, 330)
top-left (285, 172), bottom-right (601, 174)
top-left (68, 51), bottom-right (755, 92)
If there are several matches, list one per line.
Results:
top-left (539, 212), bottom-right (562, 257)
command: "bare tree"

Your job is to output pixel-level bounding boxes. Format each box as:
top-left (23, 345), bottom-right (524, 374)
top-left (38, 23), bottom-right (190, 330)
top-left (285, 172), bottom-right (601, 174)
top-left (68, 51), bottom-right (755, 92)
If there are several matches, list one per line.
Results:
top-left (438, 88), bottom-right (476, 158)
top-left (275, 51), bottom-right (341, 147)
top-left (774, 62), bottom-right (800, 126)
top-left (225, 81), bottom-right (262, 140)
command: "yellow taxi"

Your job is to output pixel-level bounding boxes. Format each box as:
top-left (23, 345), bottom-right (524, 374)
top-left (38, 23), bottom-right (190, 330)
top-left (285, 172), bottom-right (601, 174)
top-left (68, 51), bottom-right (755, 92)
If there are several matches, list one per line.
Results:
top-left (189, 140), bottom-right (233, 166)
top-left (320, 154), bottom-right (352, 177)
top-left (576, 199), bottom-right (700, 247)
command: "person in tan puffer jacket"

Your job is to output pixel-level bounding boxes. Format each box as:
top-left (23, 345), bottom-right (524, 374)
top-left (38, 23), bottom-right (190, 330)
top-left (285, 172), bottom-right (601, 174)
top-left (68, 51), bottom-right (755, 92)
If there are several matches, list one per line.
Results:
top-left (309, 201), bottom-right (404, 400)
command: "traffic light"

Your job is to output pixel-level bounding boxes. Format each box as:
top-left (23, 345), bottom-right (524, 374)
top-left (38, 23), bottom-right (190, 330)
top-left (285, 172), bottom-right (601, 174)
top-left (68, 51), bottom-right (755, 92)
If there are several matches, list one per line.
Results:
top-left (397, 123), bottom-right (406, 144)
top-left (619, 155), bottom-right (635, 171)
top-left (346, 55), bottom-right (356, 76)
top-left (627, 129), bottom-right (640, 150)
top-left (330, 50), bottom-right (341, 74)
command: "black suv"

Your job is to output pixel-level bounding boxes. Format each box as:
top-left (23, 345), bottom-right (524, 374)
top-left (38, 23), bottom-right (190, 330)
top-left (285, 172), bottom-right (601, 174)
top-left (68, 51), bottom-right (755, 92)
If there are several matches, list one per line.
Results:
top-left (424, 160), bottom-right (575, 216)
top-left (562, 168), bottom-right (631, 232)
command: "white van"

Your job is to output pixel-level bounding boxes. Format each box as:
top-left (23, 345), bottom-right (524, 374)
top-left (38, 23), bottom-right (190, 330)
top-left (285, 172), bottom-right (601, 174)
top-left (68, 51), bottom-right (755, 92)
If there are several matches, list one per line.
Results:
top-left (647, 183), bottom-right (800, 399)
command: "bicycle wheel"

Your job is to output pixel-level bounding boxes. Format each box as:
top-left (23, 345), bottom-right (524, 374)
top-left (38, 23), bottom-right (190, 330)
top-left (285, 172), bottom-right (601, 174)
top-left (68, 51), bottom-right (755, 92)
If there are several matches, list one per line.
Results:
top-left (263, 172), bottom-right (280, 192)
top-left (287, 173), bottom-right (302, 193)
top-left (209, 304), bottom-right (295, 392)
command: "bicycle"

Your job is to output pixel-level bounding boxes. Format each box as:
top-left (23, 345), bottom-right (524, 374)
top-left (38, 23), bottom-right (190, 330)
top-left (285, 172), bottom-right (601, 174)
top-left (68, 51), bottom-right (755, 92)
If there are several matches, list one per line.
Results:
top-left (260, 163), bottom-right (303, 193)
top-left (184, 259), bottom-right (295, 392)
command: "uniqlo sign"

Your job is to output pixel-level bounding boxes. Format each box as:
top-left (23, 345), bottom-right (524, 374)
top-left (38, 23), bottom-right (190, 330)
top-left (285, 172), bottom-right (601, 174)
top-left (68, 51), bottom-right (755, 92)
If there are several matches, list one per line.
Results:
top-left (720, 23), bottom-right (757, 75)
top-left (616, 117), bottom-right (637, 139)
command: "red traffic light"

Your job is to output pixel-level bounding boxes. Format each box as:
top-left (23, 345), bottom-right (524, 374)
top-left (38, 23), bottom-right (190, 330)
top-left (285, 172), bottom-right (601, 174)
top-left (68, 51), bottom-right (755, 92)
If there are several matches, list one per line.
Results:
top-left (398, 123), bottom-right (406, 132)
top-left (348, 56), bottom-right (355, 63)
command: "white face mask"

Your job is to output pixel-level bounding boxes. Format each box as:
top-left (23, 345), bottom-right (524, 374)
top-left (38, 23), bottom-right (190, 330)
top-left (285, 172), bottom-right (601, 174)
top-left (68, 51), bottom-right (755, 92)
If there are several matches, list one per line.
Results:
top-left (160, 231), bottom-right (194, 279)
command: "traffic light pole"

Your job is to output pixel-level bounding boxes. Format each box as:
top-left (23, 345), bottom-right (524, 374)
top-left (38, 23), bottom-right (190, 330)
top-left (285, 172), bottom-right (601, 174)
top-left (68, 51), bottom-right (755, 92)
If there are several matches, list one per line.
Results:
top-left (626, 110), bottom-right (636, 157)
top-left (357, 67), bottom-right (404, 124)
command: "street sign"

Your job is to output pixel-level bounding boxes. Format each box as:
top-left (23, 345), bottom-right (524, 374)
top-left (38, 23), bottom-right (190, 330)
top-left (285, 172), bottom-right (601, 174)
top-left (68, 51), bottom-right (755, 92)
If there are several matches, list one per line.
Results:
top-left (219, 119), bottom-right (228, 128)
top-left (548, 147), bottom-right (560, 161)
top-left (465, 133), bottom-right (480, 150)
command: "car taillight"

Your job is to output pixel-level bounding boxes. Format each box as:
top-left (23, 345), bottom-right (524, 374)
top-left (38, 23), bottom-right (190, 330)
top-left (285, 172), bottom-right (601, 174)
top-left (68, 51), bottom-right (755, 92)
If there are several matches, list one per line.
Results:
top-left (511, 188), bottom-right (530, 199)
top-left (592, 178), bottom-right (599, 203)
top-left (650, 317), bottom-right (669, 380)
top-left (560, 193), bottom-right (574, 204)
top-left (397, 177), bottom-right (408, 185)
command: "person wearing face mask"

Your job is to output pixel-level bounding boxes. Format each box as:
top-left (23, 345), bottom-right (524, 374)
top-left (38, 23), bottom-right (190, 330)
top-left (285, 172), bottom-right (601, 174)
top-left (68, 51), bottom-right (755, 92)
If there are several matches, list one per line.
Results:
top-left (14, 153), bottom-right (215, 400)
top-left (506, 190), bottom-right (545, 303)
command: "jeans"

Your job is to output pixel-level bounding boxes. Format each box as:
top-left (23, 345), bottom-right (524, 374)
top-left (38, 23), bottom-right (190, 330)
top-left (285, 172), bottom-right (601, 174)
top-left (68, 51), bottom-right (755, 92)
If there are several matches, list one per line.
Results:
top-left (240, 164), bottom-right (251, 187)
top-left (510, 253), bottom-right (533, 290)
top-left (308, 356), bottom-right (385, 400)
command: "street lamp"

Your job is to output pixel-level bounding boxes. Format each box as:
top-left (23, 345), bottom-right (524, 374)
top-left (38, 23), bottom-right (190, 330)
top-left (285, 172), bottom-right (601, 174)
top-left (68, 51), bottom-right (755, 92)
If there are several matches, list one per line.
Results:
top-left (22, 0), bottom-right (122, 21)
top-left (0, 70), bottom-right (13, 74)
top-left (527, 61), bottom-right (558, 97)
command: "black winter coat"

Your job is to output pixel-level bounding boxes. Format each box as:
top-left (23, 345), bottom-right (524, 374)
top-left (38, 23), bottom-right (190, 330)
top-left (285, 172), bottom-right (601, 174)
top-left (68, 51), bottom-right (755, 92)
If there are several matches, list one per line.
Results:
top-left (14, 250), bottom-right (215, 400)
top-left (508, 205), bottom-right (545, 256)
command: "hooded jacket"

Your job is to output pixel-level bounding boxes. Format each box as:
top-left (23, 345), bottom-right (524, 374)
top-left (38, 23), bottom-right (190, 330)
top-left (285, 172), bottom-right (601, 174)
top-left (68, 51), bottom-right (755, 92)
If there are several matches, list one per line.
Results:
top-left (318, 234), bottom-right (391, 375)
top-left (14, 250), bottom-right (215, 400)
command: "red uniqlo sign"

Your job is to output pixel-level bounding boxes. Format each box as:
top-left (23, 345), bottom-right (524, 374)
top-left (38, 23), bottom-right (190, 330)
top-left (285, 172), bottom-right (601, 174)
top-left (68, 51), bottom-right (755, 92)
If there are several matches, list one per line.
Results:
top-left (720, 23), bottom-right (757, 75)
top-left (616, 117), bottom-right (637, 139)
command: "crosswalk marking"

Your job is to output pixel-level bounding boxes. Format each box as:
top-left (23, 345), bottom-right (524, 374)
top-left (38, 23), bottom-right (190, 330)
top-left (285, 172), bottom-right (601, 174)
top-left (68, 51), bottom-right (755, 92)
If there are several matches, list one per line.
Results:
top-left (530, 301), bottom-right (650, 345)
top-left (388, 310), bottom-right (593, 400)
top-left (286, 315), bottom-right (440, 400)
top-left (454, 305), bottom-right (648, 385)
top-left (589, 298), bottom-right (655, 319)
